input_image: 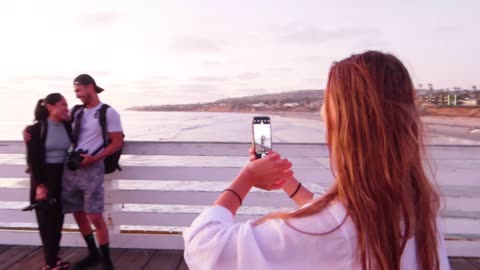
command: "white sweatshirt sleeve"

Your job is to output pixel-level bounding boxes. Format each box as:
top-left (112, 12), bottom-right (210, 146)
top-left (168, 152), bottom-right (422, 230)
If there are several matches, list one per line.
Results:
top-left (183, 205), bottom-right (352, 270)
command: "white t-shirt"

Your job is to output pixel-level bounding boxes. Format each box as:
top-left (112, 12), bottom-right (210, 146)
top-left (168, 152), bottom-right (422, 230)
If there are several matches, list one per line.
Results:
top-left (183, 202), bottom-right (451, 270)
top-left (73, 103), bottom-right (123, 155)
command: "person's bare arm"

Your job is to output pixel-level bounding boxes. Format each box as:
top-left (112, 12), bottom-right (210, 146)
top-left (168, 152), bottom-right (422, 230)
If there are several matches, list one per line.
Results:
top-left (81, 132), bottom-right (123, 167)
top-left (249, 148), bottom-right (314, 206)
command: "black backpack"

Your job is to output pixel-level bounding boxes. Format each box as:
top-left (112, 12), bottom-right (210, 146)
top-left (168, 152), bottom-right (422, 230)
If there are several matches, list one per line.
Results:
top-left (71, 104), bottom-right (123, 174)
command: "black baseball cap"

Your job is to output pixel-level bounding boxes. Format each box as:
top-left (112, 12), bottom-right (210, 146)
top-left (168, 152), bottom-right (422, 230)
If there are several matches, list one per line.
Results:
top-left (73, 74), bottom-right (104, 93)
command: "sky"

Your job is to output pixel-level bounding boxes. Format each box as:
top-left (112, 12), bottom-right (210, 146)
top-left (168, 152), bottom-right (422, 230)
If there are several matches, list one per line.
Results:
top-left (0, 0), bottom-right (479, 113)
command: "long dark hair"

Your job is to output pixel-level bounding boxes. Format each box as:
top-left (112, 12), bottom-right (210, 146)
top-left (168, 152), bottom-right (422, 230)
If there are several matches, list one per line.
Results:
top-left (34, 93), bottom-right (63, 122)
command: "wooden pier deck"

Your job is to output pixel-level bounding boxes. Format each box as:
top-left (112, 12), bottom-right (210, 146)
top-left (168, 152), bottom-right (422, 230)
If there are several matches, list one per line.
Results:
top-left (0, 245), bottom-right (478, 270)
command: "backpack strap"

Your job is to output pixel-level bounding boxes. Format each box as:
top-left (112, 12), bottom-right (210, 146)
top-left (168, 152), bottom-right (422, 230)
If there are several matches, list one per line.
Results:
top-left (98, 104), bottom-right (110, 147)
top-left (70, 105), bottom-right (84, 124)
top-left (91, 104), bottom-right (110, 156)
top-left (71, 105), bottom-right (85, 148)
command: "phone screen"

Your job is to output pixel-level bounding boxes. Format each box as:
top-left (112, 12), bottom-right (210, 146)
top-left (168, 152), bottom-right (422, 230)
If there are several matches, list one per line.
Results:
top-left (253, 117), bottom-right (272, 158)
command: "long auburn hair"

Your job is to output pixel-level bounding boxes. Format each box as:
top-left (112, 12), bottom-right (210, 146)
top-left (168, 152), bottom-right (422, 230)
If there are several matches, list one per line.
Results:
top-left (258, 51), bottom-right (441, 270)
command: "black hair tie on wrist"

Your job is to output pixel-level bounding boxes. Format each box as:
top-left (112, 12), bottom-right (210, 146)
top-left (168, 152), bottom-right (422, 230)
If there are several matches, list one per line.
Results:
top-left (289, 182), bottom-right (302, 198)
top-left (224, 189), bottom-right (243, 205)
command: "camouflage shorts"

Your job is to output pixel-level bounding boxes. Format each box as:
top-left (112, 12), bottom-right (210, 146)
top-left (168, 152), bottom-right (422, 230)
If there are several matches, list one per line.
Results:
top-left (62, 161), bottom-right (105, 214)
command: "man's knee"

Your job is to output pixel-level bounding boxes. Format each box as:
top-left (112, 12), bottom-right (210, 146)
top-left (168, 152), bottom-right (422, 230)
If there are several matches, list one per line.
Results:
top-left (87, 213), bottom-right (105, 226)
top-left (73, 211), bottom-right (88, 220)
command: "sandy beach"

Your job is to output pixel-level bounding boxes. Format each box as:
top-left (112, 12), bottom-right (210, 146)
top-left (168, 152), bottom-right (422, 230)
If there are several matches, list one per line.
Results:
top-left (272, 111), bottom-right (480, 142)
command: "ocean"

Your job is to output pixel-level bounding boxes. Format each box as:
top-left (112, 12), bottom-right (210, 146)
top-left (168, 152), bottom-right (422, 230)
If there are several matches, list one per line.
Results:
top-left (1, 110), bottom-right (478, 231)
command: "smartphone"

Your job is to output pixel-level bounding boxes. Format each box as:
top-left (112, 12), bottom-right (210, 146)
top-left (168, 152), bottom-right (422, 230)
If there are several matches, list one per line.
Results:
top-left (252, 116), bottom-right (272, 159)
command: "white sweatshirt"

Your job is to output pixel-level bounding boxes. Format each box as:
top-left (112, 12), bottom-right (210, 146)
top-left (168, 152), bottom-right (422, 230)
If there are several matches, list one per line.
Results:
top-left (183, 202), bottom-right (451, 270)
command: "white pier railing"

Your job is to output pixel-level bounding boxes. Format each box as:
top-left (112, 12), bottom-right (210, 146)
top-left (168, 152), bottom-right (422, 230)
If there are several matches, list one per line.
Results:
top-left (0, 141), bottom-right (479, 257)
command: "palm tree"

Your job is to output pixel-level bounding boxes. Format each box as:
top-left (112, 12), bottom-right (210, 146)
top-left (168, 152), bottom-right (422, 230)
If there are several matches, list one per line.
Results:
top-left (428, 83), bottom-right (433, 91)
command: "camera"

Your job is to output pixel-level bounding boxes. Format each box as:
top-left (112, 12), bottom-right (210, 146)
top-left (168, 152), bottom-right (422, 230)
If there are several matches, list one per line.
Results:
top-left (21, 198), bottom-right (57, 211)
top-left (66, 149), bottom-right (88, 171)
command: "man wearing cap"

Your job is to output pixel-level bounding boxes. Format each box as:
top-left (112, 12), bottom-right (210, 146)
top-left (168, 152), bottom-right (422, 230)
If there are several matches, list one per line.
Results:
top-left (64, 74), bottom-right (123, 270)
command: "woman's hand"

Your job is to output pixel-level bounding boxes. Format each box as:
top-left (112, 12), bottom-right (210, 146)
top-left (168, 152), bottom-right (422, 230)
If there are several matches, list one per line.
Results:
top-left (247, 148), bottom-right (291, 190)
top-left (35, 184), bottom-right (48, 201)
top-left (215, 151), bottom-right (293, 215)
top-left (242, 151), bottom-right (293, 190)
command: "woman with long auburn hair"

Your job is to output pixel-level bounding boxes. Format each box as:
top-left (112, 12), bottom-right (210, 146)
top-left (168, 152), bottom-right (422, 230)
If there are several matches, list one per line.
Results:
top-left (183, 51), bottom-right (450, 270)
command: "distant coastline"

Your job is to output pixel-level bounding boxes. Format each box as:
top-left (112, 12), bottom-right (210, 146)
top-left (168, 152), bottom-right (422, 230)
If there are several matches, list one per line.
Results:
top-left (128, 89), bottom-right (480, 118)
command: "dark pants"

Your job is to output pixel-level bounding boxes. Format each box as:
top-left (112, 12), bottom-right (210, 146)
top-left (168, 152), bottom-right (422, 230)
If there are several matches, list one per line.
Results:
top-left (34, 163), bottom-right (65, 267)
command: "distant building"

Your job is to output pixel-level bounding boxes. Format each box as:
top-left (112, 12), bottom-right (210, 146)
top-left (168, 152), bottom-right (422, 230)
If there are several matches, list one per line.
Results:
top-left (416, 89), bottom-right (479, 106)
top-left (283, 102), bottom-right (299, 108)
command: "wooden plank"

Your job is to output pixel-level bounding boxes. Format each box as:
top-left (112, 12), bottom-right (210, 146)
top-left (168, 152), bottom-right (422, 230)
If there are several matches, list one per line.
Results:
top-left (0, 141), bottom-right (330, 157)
top-left (0, 235), bottom-right (478, 256)
top-left (143, 249), bottom-right (184, 270)
top-left (467, 258), bottom-right (480, 269)
top-left (446, 240), bottom-right (480, 257)
top-left (2, 140), bottom-right (480, 158)
top-left (123, 141), bottom-right (331, 157)
top-left (0, 187), bottom-right (28, 202)
top-left (108, 190), bottom-right (296, 207)
top-left (177, 258), bottom-right (190, 270)
top-left (1, 210), bottom-right (479, 237)
top-left (443, 217), bottom-right (480, 235)
top-left (0, 245), bottom-right (38, 269)
top-left (0, 231), bottom-right (90, 247)
top-left (0, 209), bottom-right (77, 224)
top-left (112, 248), bottom-right (155, 270)
top-left (0, 164), bottom-right (333, 183)
top-left (0, 245), bottom-right (9, 254)
top-left (1, 185), bottom-right (479, 210)
top-left (110, 234), bottom-right (185, 250)
top-left (0, 141), bottom-right (28, 154)
top-left (428, 146), bottom-right (480, 160)
top-left (107, 189), bottom-right (479, 211)
top-left (113, 212), bottom-right (196, 227)
top-left (57, 247), bottom-right (89, 268)
top-left (57, 247), bottom-right (125, 270)
top-left (3, 165), bottom-right (479, 188)
top-left (7, 246), bottom-right (45, 270)
top-left (108, 166), bottom-right (334, 183)
top-left (450, 258), bottom-right (478, 270)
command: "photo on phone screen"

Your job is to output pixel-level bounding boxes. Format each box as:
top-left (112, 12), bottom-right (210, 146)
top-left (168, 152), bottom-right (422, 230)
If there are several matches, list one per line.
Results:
top-left (253, 116), bottom-right (272, 159)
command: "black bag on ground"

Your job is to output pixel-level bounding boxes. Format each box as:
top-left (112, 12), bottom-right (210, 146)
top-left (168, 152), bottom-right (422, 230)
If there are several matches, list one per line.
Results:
top-left (71, 104), bottom-right (124, 174)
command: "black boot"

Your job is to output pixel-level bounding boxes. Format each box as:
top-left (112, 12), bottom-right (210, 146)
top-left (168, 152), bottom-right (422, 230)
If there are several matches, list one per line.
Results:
top-left (100, 243), bottom-right (114, 270)
top-left (73, 234), bottom-right (100, 270)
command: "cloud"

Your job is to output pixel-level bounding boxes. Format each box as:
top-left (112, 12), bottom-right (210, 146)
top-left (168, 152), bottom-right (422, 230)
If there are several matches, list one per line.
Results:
top-left (304, 77), bottom-right (326, 86)
top-left (202, 61), bottom-right (222, 67)
top-left (430, 25), bottom-right (458, 35)
top-left (149, 75), bottom-right (174, 81)
top-left (176, 83), bottom-right (220, 94)
top-left (232, 88), bottom-right (268, 96)
top-left (78, 12), bottom-right (121, 26)
top-left (167, 36), bottom-right (224, 53)
top-left (267, 67), bottom-right (294, 73)
top-left (237, 72), bottom-right (261, 80)
top-left (70, 71), bottom-right (111, 79)
top-left (3, 75), bottom-right (73, 84)
top-left (191, 76), bottom-right (231, 82)
top-left (295, 56), bottom-right (326, 64)
top-left (279, 23), bottom-right (379, 45)
top-left (131, 80), bottom-right (168, 91)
